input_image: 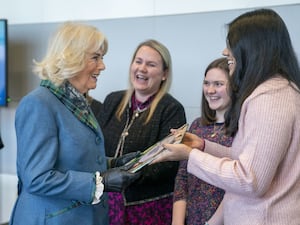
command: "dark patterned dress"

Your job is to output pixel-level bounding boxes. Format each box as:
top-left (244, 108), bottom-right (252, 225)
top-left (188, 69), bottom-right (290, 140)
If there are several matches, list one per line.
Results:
top-left (173, 117), bottom-right (233, 225)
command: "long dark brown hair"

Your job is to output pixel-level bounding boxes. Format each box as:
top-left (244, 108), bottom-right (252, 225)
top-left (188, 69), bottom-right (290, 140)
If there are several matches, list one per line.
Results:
top-left (225, 8), bottom-right (300, 136)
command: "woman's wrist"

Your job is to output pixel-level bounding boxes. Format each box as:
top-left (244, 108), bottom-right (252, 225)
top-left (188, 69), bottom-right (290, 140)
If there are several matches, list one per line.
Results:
top-left (199, 139), bottom-right (205, 151)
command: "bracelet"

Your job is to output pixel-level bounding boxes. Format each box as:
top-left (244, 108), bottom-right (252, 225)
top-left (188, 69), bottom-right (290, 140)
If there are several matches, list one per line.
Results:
top-left (204, 222), bottom-right (209, 225)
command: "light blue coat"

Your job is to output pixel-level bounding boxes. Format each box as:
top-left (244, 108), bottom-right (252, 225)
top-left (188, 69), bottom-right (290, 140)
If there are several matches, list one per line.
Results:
top-left (9, 87), bottom-right (108, 225)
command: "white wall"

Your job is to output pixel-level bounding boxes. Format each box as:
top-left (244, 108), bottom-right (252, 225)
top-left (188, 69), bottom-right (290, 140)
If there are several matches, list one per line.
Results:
top-left (0, 0), bottom-right (299, 24)
top-left (0, 174), bottom-right (18, 223)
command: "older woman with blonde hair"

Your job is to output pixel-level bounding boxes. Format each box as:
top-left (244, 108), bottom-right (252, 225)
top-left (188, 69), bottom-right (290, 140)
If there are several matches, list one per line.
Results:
top-left (10, 22), bottom-right (140, 225)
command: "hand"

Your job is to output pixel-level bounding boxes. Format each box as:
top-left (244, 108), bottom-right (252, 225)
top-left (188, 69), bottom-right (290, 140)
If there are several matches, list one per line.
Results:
top-left (182, 132), bottom-right (205, 150)
top-left (101, 166), bottom-right (141, 192)
top-left (152, 143), bottom-right (192, 164)
top-left (109, 151), bottom-right (141, 168)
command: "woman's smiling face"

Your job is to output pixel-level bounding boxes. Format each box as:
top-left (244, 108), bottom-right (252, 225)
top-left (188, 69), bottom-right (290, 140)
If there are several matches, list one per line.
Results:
top-left (130, 46), bottom-right (167, 98)
top-left (203, 67), bottom-right (231, 113)
top-left (68, 50), bottom-right (105, 94)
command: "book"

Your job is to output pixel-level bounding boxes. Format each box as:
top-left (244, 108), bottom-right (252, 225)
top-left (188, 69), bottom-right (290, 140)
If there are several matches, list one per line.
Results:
top-left (126, 123), bottom-right (188, 173)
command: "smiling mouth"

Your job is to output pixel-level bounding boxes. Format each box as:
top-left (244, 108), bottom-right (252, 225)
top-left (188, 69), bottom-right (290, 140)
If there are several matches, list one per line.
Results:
top-left (91, 74), bottom-right (99, 81)
top-left (227, 60), bottom-right (234, 65)
top-left (135, 74), bottom-right (148, 80)
top-left (136, 74), bottom-right (148, 81)
top-left (209, 96), bottom-right (220, 101)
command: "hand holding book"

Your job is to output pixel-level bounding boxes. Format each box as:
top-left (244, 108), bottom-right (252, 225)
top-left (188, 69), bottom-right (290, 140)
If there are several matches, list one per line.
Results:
top-left (125, 124), bottom-right (188, 173)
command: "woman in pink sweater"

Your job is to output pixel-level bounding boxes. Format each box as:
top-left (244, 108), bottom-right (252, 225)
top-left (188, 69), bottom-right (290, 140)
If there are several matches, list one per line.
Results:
top-left (154, 8), bottom-right (300, 225)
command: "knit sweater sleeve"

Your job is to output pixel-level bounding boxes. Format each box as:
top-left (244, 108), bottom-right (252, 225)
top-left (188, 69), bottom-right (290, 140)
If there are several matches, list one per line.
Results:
top-left (187, 79), bottom-right (296, 197)
top-left (203, 140), bottom-right (231, 158)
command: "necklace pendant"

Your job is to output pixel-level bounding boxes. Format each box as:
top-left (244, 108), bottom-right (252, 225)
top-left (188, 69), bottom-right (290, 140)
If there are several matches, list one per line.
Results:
top-left (210, 124), bottom-right (224, 138)
top-left (122, 131), bottom-right (129, 137)
top-left (135, 112), bottom-right (139, 117)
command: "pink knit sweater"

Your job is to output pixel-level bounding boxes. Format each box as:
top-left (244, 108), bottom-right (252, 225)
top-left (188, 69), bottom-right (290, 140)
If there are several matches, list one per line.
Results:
top-left (187, 77), bottom-right (300, 225)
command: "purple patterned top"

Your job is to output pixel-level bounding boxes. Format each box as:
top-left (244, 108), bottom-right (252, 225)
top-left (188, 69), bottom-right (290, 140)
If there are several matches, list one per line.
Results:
top-left (173, 117), bottom-right (233, 225)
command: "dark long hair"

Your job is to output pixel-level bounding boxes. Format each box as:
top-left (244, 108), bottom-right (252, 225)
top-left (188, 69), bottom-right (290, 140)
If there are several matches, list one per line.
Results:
top-left (201, 57), bottom-right (230, 125)
top-left (225, 8), bottom-right (300, 136)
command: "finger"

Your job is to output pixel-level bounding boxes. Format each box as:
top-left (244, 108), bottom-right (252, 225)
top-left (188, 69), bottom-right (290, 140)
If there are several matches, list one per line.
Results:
top-left (149, 149), bottom-right (166, 164)
top-left (170, 129), bottom-right (178, 134)
top-left (162, 143), bottom-right (173, 150)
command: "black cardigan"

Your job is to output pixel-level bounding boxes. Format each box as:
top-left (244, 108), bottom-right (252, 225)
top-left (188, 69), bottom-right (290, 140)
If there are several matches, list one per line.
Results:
top-left (91, 90), bottom-right (186, 205)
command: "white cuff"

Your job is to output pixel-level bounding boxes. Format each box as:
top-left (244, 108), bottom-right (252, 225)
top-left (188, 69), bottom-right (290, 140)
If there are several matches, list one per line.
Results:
top-left (92, 171), bottom-right (104, 204)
